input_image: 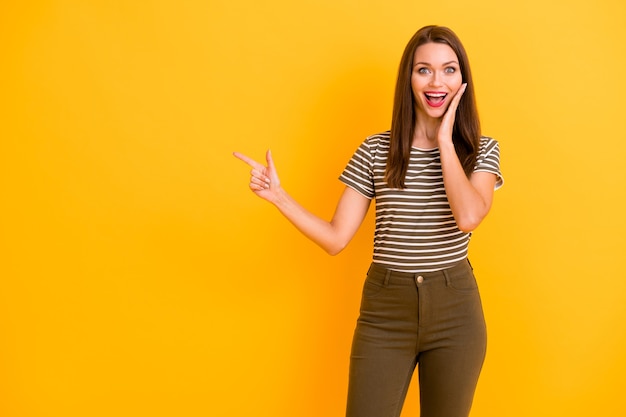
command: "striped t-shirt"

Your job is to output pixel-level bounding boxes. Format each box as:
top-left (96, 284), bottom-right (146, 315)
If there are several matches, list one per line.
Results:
top-left (339, 131), bottom-right (503, 273)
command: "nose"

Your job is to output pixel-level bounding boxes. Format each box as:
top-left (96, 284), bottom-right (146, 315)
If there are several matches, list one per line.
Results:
top-left (429, 71), bottom-right (443, 87)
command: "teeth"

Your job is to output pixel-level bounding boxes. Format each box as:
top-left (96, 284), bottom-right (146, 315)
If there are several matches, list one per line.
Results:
top-left (426, 93), bottom-right (446, 97)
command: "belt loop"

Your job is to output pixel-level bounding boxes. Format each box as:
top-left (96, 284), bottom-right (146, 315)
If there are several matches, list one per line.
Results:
top-left (384, 269), bottom-right (391, 286)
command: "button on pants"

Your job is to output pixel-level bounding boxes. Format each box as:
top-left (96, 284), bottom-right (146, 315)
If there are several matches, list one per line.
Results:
top-left (346, 259), bottom-right (487, 417)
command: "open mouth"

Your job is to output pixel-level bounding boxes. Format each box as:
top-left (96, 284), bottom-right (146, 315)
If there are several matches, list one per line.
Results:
top-left (424, 93), bottom-right (447, 107)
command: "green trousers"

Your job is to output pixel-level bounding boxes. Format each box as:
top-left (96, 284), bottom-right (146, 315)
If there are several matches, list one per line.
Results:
top-left (346, 259), bottom-right (487, 417)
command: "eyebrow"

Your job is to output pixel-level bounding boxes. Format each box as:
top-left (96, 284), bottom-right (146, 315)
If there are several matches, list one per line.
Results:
top-left (414, 60), bottom-right (459, 67)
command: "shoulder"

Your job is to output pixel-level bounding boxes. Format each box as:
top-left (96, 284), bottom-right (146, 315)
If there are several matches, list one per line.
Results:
top-left (479, 136), bottom-right (499, 150)
top-left (477, 136), bottom-right (500, 158)
top-left (361, 130), bottom-right (390, 154)
top-left (365, 130), bottom-right (390, 145)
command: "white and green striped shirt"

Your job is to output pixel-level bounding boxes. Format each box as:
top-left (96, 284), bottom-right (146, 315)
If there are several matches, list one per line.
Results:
top-left (339, 131), bottom-right (503, 273)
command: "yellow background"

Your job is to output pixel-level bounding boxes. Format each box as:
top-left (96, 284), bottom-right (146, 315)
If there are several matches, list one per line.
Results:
top-left (1, 1), bottom-right (625, 416)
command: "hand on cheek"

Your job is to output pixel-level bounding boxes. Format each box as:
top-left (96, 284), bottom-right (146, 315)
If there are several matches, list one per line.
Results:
top-left (438, 83), bottom-right (467, 144)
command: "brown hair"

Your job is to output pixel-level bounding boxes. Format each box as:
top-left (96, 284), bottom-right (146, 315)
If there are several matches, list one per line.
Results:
top-left (385, 25), bottom-right (481, 188)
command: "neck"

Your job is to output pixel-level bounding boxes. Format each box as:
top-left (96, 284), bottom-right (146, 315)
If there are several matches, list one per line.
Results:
top-left (412, 113), bottom-right (441, 148)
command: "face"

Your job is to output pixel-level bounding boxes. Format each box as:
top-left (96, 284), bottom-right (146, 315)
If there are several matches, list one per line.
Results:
top-left (411, 42), bottom-right (463, 120)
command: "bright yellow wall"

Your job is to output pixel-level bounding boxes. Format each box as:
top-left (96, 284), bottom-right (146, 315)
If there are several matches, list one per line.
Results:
top-left (1, 1), bottom-right (625, 416)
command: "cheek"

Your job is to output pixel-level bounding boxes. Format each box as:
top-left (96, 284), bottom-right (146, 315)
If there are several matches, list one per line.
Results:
top-left (451, 74), bottom-right (463, 90)
top-left (411, 75), bottom-right (426, 94)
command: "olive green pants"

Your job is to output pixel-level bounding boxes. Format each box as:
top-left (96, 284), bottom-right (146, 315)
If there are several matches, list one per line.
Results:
top-left (346, 259), bottom-right (487, 417)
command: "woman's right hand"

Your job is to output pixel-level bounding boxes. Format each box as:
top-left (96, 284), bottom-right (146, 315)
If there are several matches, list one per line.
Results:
top-left (233, 149), bottom-right (371, 255)
top-left (233, 150), bottom-right (281, 204)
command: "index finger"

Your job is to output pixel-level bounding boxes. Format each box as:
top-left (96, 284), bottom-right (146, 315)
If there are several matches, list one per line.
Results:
top-left (233, 151), bottom-right (263, 170)
top-left (452, 83), bottom-right (467, 105)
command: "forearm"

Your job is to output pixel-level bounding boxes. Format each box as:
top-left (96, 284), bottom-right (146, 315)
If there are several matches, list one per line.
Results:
top-left (438, 142), bottom-right (490, 232)
top-left (271, 188), bottom-right (348, 255)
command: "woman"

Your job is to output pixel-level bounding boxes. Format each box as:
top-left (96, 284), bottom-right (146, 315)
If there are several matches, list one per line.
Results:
top-left (234, 25), bottom-right (502, 417)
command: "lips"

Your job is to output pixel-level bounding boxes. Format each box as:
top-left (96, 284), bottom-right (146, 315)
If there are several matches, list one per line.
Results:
top-left (424, 92), bottom-right (447, 108)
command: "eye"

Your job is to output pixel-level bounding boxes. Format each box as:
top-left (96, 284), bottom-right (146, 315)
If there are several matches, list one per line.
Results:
top-left (417, 67), bottom-right (431, 74)
top-left (444, 67), bottom-right (457, 74)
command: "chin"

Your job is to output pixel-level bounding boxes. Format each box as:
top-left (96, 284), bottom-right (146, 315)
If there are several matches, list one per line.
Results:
top-left (416, 102), bottom-right (449, 120)
top-left (425, 108), bottom-right (447, 119)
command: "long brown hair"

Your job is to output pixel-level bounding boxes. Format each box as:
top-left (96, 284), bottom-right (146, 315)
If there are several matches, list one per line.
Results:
top-left (385, 25), bottom-right (481, 189)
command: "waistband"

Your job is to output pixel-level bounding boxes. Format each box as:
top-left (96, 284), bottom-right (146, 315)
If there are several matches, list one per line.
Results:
top-left (367, 258), bottom-right (472, 281)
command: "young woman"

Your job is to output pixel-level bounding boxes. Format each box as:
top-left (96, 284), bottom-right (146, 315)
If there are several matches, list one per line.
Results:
top-left (234, 25), bottom-right (503, 417)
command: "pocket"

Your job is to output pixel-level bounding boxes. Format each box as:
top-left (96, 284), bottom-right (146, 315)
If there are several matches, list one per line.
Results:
top-left (362, 277), bottom-right (385, 298)
top-left (361, 267), bottom-right (389, 299)
top-left (445, 270), bottom-right (479, 294)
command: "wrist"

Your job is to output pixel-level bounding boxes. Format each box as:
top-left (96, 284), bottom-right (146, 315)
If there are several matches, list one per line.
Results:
top-left (437, 138), bottom-right (455, 151)
top-left (271, 186), bottom-right (288, 207)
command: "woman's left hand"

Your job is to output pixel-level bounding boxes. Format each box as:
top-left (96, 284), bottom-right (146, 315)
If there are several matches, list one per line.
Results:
top-left (438, 83), bottom-right (467, 145)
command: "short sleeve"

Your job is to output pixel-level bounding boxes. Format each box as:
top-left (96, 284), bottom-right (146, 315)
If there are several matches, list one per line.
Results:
top-left (474, 137), bottom-right (504, 190)
top-left (339, 139), bottom-right (376, 199)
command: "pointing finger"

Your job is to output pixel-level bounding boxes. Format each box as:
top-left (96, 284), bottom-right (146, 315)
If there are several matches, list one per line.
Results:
top-left (233, 151), bottom-right (263, 170)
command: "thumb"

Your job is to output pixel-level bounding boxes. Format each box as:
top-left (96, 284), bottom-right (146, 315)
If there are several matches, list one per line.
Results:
top-left (266, 149), bottom-right (275, 173)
